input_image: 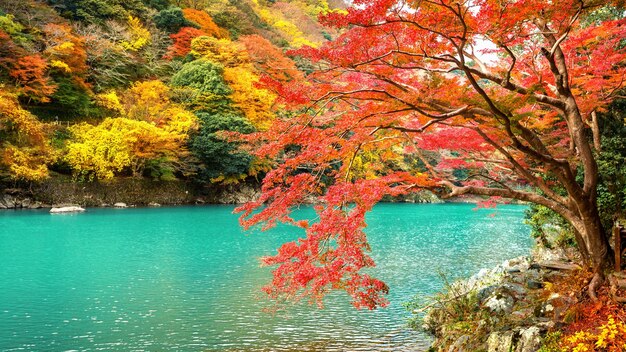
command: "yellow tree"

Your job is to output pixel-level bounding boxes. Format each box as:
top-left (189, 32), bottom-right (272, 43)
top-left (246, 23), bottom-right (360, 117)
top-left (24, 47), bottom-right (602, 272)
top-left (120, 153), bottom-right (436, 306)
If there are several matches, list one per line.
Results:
top-left (190, 37), bottom-right (276, 129)
top-left (65, 81), bottom-right (198, 180)
top-left (65, 118), bottom-right (185, 180)
top-left (122, 80), bottom-right (197, 134)
top-left (120, 16), bottom-right (151, 51)
top-left (0, 89), bottom-right (55, 181)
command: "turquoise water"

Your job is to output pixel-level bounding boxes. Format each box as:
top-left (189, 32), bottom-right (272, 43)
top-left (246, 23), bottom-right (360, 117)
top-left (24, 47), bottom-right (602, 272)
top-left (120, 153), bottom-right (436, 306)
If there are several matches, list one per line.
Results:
top-left (0, 203), bottom-right (532, 351)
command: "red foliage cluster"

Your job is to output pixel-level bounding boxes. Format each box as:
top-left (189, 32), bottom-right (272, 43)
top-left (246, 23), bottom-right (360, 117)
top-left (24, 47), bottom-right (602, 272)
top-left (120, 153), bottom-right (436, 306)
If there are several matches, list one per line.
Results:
top-left (165, 27), bottom-right (205, 59)
top-left (9, 54), bottom-right (57, 102)
top-left (239, 0), bottom-right (626, 309)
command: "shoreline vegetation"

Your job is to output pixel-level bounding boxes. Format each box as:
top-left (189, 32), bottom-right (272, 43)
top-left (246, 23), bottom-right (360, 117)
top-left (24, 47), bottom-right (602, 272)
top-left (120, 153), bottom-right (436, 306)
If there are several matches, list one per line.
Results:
top-left (419, 236), bottom-right (626, 352)
top-left (0, 177), bottom-right (448, 209)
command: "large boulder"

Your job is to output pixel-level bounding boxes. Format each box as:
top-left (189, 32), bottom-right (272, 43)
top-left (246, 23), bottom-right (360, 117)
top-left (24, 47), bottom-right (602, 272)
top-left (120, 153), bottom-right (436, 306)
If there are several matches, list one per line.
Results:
top-left (487, 331), bottom-right (516, 352)
top-left (515, 327), bottom-right (542, 352)
top-left (2, 194), bottom-right (16, 209)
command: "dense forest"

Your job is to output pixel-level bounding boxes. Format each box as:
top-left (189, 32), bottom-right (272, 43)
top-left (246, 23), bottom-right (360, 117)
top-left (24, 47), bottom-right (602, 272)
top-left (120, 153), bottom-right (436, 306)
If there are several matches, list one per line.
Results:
top-left (0, 0), bottom-right (342, 185)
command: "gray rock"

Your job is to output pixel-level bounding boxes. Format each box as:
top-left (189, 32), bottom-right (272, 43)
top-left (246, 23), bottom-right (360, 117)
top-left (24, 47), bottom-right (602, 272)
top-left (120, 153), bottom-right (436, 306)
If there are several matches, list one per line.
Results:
top-left (3, 195), bottom-right (15, 208)
top-left (50, 206), bottom-right (85, 213)
top-left (21, 198), bottom-right (32, 208)
top-left (484, 294), bottom-right (514, 313)
top-left (515, 327), bottom-right (542, 352)
top-left (148, 202), bottom-right (161, 207)
top-left (477, 285), bottom-right (498, 302)
top-left (527, 280), bottom-right (544, 289)
top-left (487, 331), bottom-right (516, 352)
top-left (449, 335), bottom-right (471, 352)
top-left (535, 320), bottom-right (556, 330)
top-left (113, 202), bottom-right (128, 208)
top-left (503, 257), bottom-right (531, 272)
top-left (28, 201), bottom-right (43, 209)
top-left (510, 308), bottom-right (534, 321)
top-left (503, 283), bottom-right (527, 297)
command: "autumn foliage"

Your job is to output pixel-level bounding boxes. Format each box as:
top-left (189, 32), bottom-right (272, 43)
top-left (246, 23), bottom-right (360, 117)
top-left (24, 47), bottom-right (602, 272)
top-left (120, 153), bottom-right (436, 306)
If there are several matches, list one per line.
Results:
top-left (9, 55), bottom-right (57, 102)
top-left (0, 0), bottom-right (316, 186)
top-left (237, 0), bottom-right (626, 308)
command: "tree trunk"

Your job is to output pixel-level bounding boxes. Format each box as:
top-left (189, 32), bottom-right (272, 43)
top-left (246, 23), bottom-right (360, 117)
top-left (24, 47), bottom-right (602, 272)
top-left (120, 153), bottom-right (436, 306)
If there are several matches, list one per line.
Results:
top-left (572, 205), bottom-right (613, 300)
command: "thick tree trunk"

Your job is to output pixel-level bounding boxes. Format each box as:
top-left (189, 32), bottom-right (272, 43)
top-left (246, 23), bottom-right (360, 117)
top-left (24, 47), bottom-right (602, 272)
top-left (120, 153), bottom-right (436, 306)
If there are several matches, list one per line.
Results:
top-left (571, 205), bottom-right (613, 300)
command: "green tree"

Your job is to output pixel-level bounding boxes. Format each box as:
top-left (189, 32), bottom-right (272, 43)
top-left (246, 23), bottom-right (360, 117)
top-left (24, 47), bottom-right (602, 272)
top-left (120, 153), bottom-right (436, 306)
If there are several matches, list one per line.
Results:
top-left (189, 112), bottom-right (254, 183)
top-left (46, 0), bottom-right (149, 23)
top-left (153, 7), bottom-right (196, 34)
top-left (170, 58), bottom-right (232, 112)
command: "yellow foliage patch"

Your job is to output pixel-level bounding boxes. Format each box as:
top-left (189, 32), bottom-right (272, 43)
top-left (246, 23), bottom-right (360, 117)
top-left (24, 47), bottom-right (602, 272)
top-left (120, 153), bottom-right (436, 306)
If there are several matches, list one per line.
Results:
top-left (120, 16), bottom-right (151, 51)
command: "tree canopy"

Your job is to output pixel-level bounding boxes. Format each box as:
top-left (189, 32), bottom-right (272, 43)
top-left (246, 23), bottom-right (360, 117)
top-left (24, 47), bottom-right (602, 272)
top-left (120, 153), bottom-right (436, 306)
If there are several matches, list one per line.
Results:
top-left (237, 0), bottom-right (626, 308)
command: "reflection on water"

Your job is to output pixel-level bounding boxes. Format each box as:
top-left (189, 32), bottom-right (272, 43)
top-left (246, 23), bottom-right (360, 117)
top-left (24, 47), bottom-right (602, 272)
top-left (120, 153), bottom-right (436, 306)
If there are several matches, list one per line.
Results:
top-left (0, 204), bottom-right (531, 351)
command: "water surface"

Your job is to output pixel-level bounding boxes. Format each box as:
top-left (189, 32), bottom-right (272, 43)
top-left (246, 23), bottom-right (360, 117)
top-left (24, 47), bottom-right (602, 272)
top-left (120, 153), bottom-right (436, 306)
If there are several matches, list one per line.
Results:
top-left (0, 203), bottom-right (531, 351)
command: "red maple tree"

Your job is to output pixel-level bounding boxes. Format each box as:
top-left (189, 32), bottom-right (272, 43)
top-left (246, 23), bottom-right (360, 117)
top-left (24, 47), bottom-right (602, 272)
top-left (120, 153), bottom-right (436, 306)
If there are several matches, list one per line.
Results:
top-left (164, 27), bottom-right (205, 59)
top-left (9, 54), bottom-right (57, 102)
top-left (237, 0), bottom-right (626, 308)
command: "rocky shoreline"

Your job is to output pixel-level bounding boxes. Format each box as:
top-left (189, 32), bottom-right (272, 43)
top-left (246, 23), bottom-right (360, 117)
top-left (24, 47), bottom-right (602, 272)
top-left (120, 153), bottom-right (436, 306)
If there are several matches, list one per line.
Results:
top-left (0, 177), bottom-right (263, 209)
top-left (422, 246), bottom-right (582, 352)
top-left (0, 178), bottom-right (445, 210)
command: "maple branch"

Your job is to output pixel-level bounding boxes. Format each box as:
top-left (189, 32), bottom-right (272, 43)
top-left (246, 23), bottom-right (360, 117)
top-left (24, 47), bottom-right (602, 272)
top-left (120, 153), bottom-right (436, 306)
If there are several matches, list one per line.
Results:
top-left (462, 49), bottom-right (488, 73)
top-left (499, 43), bottom-right (517, 88)
top-left (549, 5), bottom-right (582, 57)
top-left (469, 126), bottom-right (569, 206)
top-left (534, 18), bottom-right (599, 197)
top-left (462, 66), bottom-right (565, 109)
top-left (439, 180), bottom-right (577, 221)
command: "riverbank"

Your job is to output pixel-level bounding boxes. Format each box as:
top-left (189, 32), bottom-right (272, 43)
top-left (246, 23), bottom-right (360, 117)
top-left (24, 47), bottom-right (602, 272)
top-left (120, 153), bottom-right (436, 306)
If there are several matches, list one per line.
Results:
top-left (0, 176), bottom-right (444, 209)
top-left (0, 176), bottom-right (263, 209)
top-left (419, 242), bottom-right (624, 352)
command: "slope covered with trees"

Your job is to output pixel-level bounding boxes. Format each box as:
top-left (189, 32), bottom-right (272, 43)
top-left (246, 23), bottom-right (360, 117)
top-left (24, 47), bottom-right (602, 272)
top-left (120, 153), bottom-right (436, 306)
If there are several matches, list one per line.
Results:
top-left (0, 0), bottom-right (342, 184)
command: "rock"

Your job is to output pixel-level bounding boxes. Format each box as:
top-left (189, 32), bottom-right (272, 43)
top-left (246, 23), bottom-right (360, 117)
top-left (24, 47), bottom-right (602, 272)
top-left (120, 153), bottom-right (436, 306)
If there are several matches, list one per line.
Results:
top-left (503, 257), bottom-right (531, 273)
top-left (20, 198), bottom-right (32, 208)
top-left (50, 206), bottom-right (85, 213)
top-left (503, 283), bottom-right (527, 297)
top-left (448, 335), bottom-right (471, 352)
top-left (526, 280), bottom-right (544, 289)
top-left (484, 294), bottom-right (514, 313)
top-left (535, 320), bottom-right (556, 330)
top-left (113, 202), bottom-right (127, 208)
top-left (28, 201), bottom-right (43, 209)
top-left (487, 331), bottom-right (516, 352)
top-left (2, 195), bottom-right (16, 209)
top-left (477, 285), bottom-right (498, 302)
top-left (536, 261), bottom-right (581, 271)
top-left (533, 245), bottom-right (569, 262)
top-left (515, 327), bottom-right (542, 352)
top-left (148, 202), bottom-right (161, 207)
top-left (510, 308), bottom-right (534, 321)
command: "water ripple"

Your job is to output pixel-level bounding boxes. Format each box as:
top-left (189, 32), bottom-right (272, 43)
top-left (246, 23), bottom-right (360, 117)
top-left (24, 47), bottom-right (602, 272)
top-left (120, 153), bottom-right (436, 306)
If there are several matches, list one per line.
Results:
top-left (0, 204), bottom-right (531, 351)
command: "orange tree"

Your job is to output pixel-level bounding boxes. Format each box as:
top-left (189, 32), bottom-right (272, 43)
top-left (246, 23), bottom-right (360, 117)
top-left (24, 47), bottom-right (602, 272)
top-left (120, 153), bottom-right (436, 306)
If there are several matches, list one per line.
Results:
top-left (236, 0), bottom-right (626, 308)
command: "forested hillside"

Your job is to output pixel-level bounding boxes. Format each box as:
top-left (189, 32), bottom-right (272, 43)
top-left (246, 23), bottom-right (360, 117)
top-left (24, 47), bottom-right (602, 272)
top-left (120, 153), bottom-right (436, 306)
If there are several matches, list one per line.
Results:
top-left (0, 0), bottom-right (343, 185)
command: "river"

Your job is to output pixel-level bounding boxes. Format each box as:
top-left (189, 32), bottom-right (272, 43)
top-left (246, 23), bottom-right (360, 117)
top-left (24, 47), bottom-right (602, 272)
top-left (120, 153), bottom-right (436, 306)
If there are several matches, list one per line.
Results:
top-left (0, 203), bottom-right (531, 351)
